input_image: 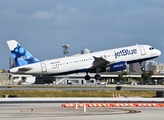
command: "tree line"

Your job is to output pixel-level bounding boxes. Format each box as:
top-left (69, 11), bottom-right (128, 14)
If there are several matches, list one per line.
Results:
top-left (118, 71), bottom-right (155, 84)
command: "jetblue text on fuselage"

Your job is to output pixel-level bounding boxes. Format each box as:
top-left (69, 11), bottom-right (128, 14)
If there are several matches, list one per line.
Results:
top-left (114, 49), bottom-right (137, 59)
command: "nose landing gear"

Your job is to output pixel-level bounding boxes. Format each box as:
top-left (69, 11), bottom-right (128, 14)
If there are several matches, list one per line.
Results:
top-left (139, 62), bottom-right (145, 72)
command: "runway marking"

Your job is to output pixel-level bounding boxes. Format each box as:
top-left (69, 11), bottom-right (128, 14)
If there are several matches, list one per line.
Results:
top-left (0, 107), bottom-right (141, 117)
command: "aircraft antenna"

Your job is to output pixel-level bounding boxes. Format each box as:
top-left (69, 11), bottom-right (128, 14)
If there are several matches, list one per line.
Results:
top-left (62, 44), bottom-right (69, 57)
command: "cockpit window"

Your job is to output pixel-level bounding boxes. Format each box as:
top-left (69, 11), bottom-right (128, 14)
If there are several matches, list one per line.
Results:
top-left (149, 47), bottom-right (154, 50)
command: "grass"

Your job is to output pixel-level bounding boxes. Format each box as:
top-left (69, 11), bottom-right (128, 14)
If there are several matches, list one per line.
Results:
top-left (4, 85), bottom-right (114, 88)
top-left (0, 90), bottom-right (156, 98)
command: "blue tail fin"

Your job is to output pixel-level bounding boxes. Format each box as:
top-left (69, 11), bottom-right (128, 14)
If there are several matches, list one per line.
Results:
top-left (7, 40), bottom-right (41, 66)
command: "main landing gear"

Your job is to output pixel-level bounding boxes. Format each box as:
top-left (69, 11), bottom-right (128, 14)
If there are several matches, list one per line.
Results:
top-left (85, 67), bottom-right (102, 80)
top-left (84, 73), bottom-right (102, 80)
top-left (84, 73), bottom-right (90, 80)
top-left (94, 74), bottom-right (102, 80)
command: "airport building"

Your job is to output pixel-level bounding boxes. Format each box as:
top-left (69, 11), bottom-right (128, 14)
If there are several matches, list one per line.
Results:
top-left (0, 72), bottom-right (11, 85)
top-left (142, 61), bottom-right (164, 72)
top-left (129, 63), bottom-right (142, 72)
top-left (9, 56), bottom-right (17, 69)
top-left (81, 49), bottom-right (91, 54)
top-left (2, 71), bottom-right (163, 85)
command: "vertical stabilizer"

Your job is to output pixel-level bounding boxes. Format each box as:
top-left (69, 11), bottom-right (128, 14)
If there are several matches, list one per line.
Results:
top-left (7, 40), bottom-right (41, 66)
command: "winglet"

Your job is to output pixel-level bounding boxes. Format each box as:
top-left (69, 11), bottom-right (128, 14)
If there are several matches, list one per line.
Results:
top-left (93, 56), bottom-right (97, 60)
top-left (7, 40), bottom-right (41, 66)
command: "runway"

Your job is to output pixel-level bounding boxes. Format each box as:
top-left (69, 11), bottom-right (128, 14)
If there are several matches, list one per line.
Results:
top-left (1, 103), bottom-right (164, 120)
top-left (1, 85), bottom-right (164, 91)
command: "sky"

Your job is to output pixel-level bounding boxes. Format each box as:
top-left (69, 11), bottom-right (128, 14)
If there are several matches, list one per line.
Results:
top-left (0, 0), bottom-right (164, 70)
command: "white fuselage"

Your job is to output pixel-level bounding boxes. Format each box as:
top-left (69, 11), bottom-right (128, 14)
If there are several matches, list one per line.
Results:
top-left (9, 44), bottom-right (161, 75)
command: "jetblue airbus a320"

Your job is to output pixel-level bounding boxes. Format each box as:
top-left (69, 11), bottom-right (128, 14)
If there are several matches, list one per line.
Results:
top-left (7, 40), bottom-right (161, 80)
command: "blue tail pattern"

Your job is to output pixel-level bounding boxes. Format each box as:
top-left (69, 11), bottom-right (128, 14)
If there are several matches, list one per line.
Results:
top-left (8, 40), bottom-right (41, 66)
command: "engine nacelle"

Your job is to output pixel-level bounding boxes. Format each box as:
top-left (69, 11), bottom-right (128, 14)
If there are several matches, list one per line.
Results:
top-left (107, 61), bottom-right (127, 72)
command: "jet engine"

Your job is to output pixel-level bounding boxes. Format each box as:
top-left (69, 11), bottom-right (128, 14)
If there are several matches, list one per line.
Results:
top-left (106, 61), bottom-right (127, 72)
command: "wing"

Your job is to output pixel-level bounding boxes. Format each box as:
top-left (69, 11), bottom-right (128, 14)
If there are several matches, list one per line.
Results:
top-left (89, 56), bottom-right (111, 69)
top-left (89, 56), bottom-right (127, 72)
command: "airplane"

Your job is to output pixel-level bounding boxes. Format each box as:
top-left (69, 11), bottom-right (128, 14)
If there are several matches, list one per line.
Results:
top-left (7, 40), bottom-right (161, 80)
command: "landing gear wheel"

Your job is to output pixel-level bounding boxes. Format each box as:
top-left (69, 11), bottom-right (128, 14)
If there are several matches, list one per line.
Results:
top-left (141, 67), bottom-right (145, 71)
top-left (139, 62), bottom-right (145, 72)
top-left (85, 74), bottom-right (90, 80)
top-left (95, 74), bottom-right (102, 80)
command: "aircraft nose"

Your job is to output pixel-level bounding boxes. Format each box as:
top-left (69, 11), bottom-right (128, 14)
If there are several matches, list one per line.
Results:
top-left (157, 49), bottom-right (161, 56)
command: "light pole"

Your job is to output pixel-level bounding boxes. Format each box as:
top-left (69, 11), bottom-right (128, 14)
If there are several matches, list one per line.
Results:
top-left (62, 45), bottom-right (69, 57)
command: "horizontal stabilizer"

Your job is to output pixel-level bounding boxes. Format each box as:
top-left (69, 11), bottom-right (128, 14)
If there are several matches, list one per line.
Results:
top-left (18, 67), bottom-right (32, 72)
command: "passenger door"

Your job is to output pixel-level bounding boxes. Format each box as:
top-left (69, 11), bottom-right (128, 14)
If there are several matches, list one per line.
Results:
top-left (40, 62), bottom-right (47, 73)
top-left (139, 46), bottom-right (146, 55)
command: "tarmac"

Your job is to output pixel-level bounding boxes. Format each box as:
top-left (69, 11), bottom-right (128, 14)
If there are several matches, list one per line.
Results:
top-left (0, 103), bottom-right (164, 120)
